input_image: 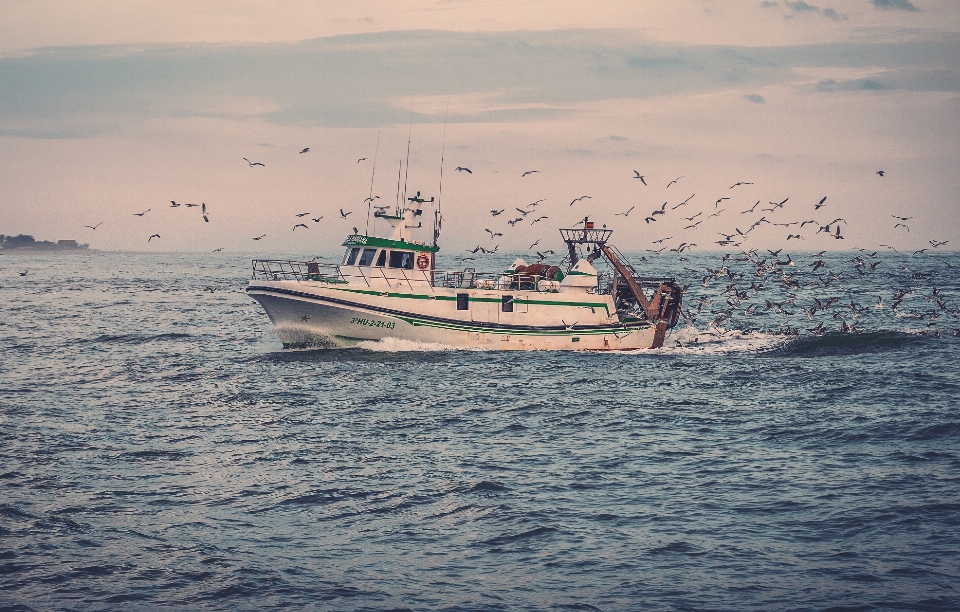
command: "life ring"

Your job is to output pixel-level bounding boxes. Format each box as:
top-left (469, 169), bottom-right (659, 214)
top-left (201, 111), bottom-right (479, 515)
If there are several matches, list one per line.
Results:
top-left (416, 252), bottom-right (431, 270)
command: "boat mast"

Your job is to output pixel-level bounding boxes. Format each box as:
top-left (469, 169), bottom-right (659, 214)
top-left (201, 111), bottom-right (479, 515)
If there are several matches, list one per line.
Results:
top-left (434, 101), bottom-right (449, 248)
top-left (364, 131), bottom-right (380, 237)
top-left (401, 96), bottom-right (414, 215)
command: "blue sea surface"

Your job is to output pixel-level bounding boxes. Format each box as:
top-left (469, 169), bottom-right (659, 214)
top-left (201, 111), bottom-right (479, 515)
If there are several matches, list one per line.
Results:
top-left (1, 250), bottom-right (958, 611)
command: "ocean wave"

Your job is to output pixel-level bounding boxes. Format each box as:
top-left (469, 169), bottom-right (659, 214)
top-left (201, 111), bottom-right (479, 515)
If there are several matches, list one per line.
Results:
top-left (765, 330), bottom-right (928, 357)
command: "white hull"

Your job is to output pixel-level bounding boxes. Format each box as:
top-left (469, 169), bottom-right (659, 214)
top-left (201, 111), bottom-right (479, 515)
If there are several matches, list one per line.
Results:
top-left (247, 280), bottom-right (665, 351)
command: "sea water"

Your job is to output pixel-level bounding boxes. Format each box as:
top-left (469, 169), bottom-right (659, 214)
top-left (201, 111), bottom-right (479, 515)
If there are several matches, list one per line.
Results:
top-left (1, 250), bottom-right (958, 611)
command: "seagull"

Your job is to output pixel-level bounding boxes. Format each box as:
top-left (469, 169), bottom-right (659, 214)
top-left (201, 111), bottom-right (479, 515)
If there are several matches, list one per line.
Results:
top-left (891, 215), bottom-right (912, 221)
top-left (184, 202), bottom-right (199, 207)
top-left (650, 202), bottom-right (667, 216)
top-left (170, 201), bottom-right (180, 207)
top-left (787, 234), bottom-right (804, 240)
top-left (652, 236), bottom-right (673, 244)
top-left (531, 216), bottom-right (548, 224)
top-left (353, 227), bottom-right (359, 235)
top-left (357, 157), bottom-right (366, 163)
top-left (18, 270), bottom-right (28, 276)
top-left (252, 234), bottom-right (266, 240)
top-left (455, 166), bottom-right (472, 173)
top-left (529, 239), bottom-right (541, 250)
top-left (681, 212), bottom-right (702, 222)
top-left (876, 170), bottom-right (885, 177)
top-left (894, 223), bottom-right (910, 232)
top-left (834, 226), bottom-right (844, 240)
top-left (729, 182), bottom-right (753, 188)
top-left (312, 217), bottom-right (323, 222)
top-left (133, 209), bottom-right (151, 216)
top-left (202, 213), bottom-right (209, 223)
top-left (363, 196), bottom-right (380, 203)
top-left (525, 199), bottom-right (545, 208)
top-left (299, 148), bottom-right (310, 154)
top-left (561, 319), bottom-right (578, 331)
top-left (295, 212), bottom-right (310, 217)
top-left (672, 193), bottom-right (696, 210)
top-left (615, 206), bottom-right (635, 217)
top-left (913, 248), bottom-right (928, 255)
top-left (684, 220), bottom-right (702, 229)
top-left (243, 158), bottom-right (265, 167)
top-left (741, 201), bottom-right (760, 214)
top-left (930, 240), bottom-right (949, 248)
top-left (85, 222), bottom-right (103, 230)
top-left (485, 229), bottom-right (503, 239)
top-left (644, 216), bottom-right (657, 224)
top-left (340, 209), bottom-right (353, 218)
top-left (294, 223), bottom-right (308, 231)
top-left (490, 209), bottom-right (505, 216)
top-left (666, 176), bottom-right (683, 188)
top-left (715, 197), bottom-right (729, 208)
top-left (633, 171), bottom-right (646, 185)
top-left (815, 196), bottom-right (827, 210)
top-left (569, 195), bottom-right (591, 206)
top-left (707, 209), bottom-right (725, 219)
top-left (515, 207), bottom-right (531, 217)
top-left (148, 234), bottom-right (160, 242)
top-left (521, 170), bottom-right (539, 177)
top-left (213, 247), bottom-right (223, 252)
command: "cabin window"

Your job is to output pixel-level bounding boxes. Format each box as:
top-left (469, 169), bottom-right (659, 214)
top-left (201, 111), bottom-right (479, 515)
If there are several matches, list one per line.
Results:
top-left (358, 248), bottom-right (377, 266)
top-left (375, 249), bottom-right (386, 267)
top-left (389, 250), bottom-right (414, 269)
top-left (501, 295), bottom-right (514, 312)
top-left (457, 293), bottom-right (469, 310)
top-left (344, 247), bottom-right (360, 265)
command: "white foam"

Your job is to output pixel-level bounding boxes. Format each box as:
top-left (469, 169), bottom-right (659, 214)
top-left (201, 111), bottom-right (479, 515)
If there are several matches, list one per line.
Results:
top-left (653, 326), bottom-right (793, 355)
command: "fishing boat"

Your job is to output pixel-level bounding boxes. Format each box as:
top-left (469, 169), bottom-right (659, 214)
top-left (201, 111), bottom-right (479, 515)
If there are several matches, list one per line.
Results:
top-left (247, 197), bottom-right (683, 350)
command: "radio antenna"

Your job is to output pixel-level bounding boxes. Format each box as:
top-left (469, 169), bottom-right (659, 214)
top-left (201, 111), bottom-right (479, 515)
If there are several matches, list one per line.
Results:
top-left (434, 100), bottom-right (449, 247)
top-left (365, 131), bottom-right (380, 236)
top-left (401, 95), bottom-right (414, 212)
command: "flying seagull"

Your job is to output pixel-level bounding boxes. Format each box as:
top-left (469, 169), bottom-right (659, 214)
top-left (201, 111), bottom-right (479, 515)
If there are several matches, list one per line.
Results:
top-left (312, 217), bottom-right (323, 222)
top-left (876, 170), bottom-right (885, 177)
top-left (340, 209), bottom-right (353, 218)
top-left (295, 212), bottom-right (310, 217)
top-left (569, 195), bottom-right (591, 206)
top-left (299, 148), bottom-right (310, 154)
top-left (85, 222), bottom-right (103, 230)
top-left (213, 247), bottom-right (223, 252)
top-left (170, 200), bottom-right (180, 207)
top-left (294, 223), bottom-right (308, 231)
top-left (133, 209), bottom-right (150, 216)
top-left (252, 234), bottom-right (266, 240)
top-left (357, 157), bottom-right (366, 163)
top-left (243, 158), bottom-right (265, 167)
top-left (615, 205), bottom-right (635, 217)
top-left (521, 170), bottom-right (540, 177)
top-left (633, 171), bottom-right (646, 185)
top-left (455, 166), bottom-right (472, 173)
top-left (666, 176), bottom-right (683, 188)
top-left (815, 196), bottom-right (827, 210)
top-left (729, 182), bottom-right (753, 189)
top-left (148, 234), bottom-right (160, 242)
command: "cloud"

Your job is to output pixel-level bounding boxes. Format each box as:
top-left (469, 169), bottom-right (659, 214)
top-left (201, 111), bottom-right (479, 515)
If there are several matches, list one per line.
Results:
top-left (760, 1), bottom-right (778, 7)
top-left (822, 8), bottom-right (846, 21)
top-left (871, 0), bottom-right (919, 10)
top-left (785, 1), bottom-right (819, 12)
top-left (745, 93), bottom-right (766, 103)
top-left (2, 30), bottom-right (959, 136)
top-left (817, 78), bottom-right (886, 92)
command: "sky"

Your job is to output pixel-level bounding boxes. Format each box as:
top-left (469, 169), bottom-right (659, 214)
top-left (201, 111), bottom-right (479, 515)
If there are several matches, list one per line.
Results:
top-left (1, 0), bottom-right (959, 255)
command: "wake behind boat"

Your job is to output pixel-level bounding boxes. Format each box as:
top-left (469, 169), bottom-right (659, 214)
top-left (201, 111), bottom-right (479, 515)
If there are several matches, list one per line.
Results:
top-left (247, 200), bottom-right (682, 350)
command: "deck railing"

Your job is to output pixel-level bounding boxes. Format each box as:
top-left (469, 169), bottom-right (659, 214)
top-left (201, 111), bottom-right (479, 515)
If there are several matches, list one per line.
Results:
top-left (251, 260), bottom-right (566, 293)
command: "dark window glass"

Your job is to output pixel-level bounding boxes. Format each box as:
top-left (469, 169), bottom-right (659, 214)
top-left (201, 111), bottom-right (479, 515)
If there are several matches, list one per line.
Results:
top-left (358, 248), bottom-right (377, 266)
top-left (502, 295), bottom-right (514, 312)
top-left (375, 249), bottom-right (386, 266)
top-left (389, 250), bottom-right (414, 269)
top-left (345, 248), bottom-right (360, 265)
top-left (457, 293), bottom-right (469, 310)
